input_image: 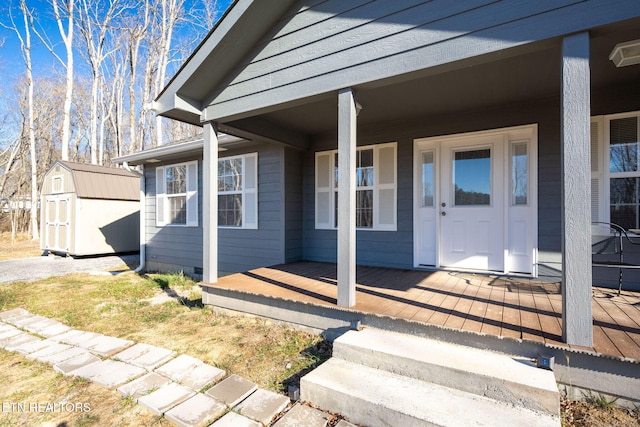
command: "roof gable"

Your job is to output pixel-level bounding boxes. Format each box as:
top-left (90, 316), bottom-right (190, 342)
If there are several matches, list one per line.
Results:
top-left (53, 161), bottom-right (140, 201)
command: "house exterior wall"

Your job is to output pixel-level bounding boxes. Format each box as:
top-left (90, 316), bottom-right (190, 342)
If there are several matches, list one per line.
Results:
top-left (144, 143), bottom-right (295, 275)
top-left (285, 147), bottom-right (304, 263)
top-left (302, 97), bottom-right (561, 272)
top-left (145, 156), bottom-right (204, 275)
top-left (218, 143), bottom-right (289, 272)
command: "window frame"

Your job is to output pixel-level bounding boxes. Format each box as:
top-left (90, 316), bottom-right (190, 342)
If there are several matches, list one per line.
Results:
top-left (604, 111), bottom-right (640, 230)
top-left (217, 152), bottom-right (258, 230)
top-left (156, 160), bottom-right (198, 227)
top-left (51, 175), bottom-right (64, 194)
top-left (315, 142), bottom-right (397, 231)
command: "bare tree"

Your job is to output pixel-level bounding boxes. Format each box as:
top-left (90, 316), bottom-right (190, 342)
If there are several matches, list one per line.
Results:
top-left (3, 0), bottom-right (40, 240)
top-left (122, 0), bottom-right (150, 153)
top-left (76, 0), bottom-right (128, 164)
top-left (28, 0), bottom-right (76, 162)
top-left (52, 0), bottom-right (74, 162)
top-left (154, 0), bottom-right (185, 146)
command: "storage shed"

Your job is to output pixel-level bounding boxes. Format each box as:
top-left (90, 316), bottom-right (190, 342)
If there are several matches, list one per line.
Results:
top-left (40, 161), bottom-right (140, 256)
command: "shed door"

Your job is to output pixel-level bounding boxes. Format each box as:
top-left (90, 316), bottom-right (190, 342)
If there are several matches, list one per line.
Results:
top-left (45, 195), bottom-right (70, 253)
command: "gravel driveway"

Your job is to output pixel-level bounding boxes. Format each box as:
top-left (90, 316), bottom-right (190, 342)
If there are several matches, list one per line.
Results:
top-left (0, 253), bottom-right (140, 284)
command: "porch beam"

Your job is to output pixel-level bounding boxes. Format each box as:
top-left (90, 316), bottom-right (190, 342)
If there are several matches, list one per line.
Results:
top-left (203, 121), bottom-right (219, 283)
top-left (337, 88), bottom-right (357, 307)
top-left (561, 32), bottom-right (593, 347)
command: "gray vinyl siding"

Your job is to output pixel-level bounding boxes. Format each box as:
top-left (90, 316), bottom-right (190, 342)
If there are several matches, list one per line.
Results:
top-left (285, 148), bottom-right (304, 263)
top-left (206, 0), bottom-right (640, 121)
top-left (145, 157), bottom-right (203, 275)
top-left (302, 97), bottom-right (563, 271)
top-left (218, 143), bottom-right (287, 272)
top-left (145, 144), bottom-right (291, 274)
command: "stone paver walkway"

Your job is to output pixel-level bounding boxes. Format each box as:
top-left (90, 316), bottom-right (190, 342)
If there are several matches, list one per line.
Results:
top-left (0, 308), bottom-right (354, 427)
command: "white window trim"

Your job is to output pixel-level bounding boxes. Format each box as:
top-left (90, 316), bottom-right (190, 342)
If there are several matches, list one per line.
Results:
top-left (315, 142), bottom-right (397, 231)
top-left (156, 160), bottom-right (198, 227)
top-left (218, 152), bottom-right (258, 230)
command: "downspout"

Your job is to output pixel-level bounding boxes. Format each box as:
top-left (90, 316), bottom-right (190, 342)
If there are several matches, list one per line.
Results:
top-left (124, 161), bottom-right (145, 273)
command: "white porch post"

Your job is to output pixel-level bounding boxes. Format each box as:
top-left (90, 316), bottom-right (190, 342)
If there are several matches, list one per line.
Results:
top-left (203, 121), bottom-right (219, 283)
top-left (561, 32), bottom-right (593, 347)
top-left (337, 88), bottom-right (357, 307)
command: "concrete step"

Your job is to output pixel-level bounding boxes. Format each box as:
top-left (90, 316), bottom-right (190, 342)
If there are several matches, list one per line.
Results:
top-left (301, 358), bottom-right (560, 427)
top-left (332, 328), bottom-right (559, 416)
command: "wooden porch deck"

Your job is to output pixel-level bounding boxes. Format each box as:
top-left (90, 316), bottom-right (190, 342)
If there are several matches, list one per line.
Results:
top-left (212, 261), bottom-right (640, 361)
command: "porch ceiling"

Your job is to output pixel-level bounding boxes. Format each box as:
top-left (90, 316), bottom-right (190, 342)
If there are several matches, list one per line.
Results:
top-left (223, 19), bottom-right (640, 140)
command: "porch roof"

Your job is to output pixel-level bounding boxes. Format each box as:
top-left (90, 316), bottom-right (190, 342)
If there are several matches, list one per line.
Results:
top-left (155, 1), bottom-right (640, 144)
top-left (206, 261), bottom-right (640, 361)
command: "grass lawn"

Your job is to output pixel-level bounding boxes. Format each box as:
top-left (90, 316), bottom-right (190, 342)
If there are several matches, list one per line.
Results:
top-left (0, 271), bottom-right (329, 426)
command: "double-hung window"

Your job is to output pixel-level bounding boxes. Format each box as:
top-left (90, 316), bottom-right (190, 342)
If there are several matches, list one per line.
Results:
top-left (218, 153), bottom-right (258, 229)
top-left (315, 142), bottom-right (397, 231)
top-left (156, 161), bottom-right (198, 226)
top-left (592, 111), bottom-right (640, 230)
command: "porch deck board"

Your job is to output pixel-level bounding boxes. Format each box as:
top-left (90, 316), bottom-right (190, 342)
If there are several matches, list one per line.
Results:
top-left (595, 298), bottom-right (640, 348)
top-left (211, 262), bottom-right (640, 361)
top-left (479, 283), bottom-right (503, 337)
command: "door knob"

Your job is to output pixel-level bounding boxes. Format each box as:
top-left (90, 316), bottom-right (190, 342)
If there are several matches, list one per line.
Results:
top-left (441, 202), bottom-right (446, 207)
top-left (441, 211), bottom-right (446, 216)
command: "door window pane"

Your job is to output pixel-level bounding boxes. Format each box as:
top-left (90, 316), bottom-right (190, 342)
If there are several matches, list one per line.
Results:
top-left (512, 143), bottom-right (528, 205)
top-left (453, 149), bottom-right (491, 206)
top-left (422, 151), bottom-right (434, 207)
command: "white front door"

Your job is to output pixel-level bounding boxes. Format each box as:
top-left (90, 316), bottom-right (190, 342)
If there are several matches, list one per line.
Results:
top-left (414, 125), bottom-right (537, 275)
top-left (439, 137), bottom-right (504, 271)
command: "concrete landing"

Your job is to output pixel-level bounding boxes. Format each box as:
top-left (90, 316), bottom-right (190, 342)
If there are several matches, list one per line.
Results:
top-left (303, 357), bottom-right (559, 427)
top-left (302, 328), bottom-right (561, 427)
top-left (333, 327), bottom-right (560, 416)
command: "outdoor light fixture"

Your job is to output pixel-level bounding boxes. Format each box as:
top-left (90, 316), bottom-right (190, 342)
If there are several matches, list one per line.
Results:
top-left (609, 39), bottom-right (640, 67)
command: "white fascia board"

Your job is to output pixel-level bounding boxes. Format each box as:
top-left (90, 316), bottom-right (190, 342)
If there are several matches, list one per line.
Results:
top-left (113, 134), bottom-right (246, 166)
top-left (113, 140), bottom-right (204, 165)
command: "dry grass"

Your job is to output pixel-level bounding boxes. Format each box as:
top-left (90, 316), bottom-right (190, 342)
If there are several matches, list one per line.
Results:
top-left (0, 233), bottom-right (41, 261)
top-left (562, 398), bottom-right (640, 427)
top-left (0, 271), bottom-right (329, 426)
